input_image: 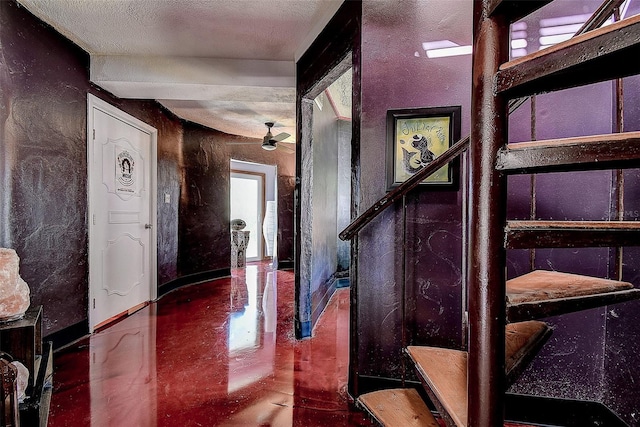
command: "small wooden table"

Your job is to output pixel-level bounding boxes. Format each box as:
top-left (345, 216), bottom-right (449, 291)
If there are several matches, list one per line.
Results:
top-left (0, 305), bottom-right (52, 426)
top-left (0, 305), bottom-right (42, 390)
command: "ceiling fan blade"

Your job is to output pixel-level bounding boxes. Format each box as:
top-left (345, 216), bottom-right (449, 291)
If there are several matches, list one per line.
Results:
top-left (226, 142), bottom-right (258, 145)
top-left (272, 132), bottom-right (291, 142)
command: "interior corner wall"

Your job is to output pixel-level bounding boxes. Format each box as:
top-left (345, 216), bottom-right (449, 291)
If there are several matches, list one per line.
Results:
top-left (295, 0), bottom-right (360, 343)
top-left (358, 1), bottom-right (470, 380)
top-left (309, 93), bottom-right (340, 326)
top-left (227, 141), bottom-right (296, 266)
top-left (0, 0), bottom-right (296, 340)
top-left (336, 119), bottom-right (352, 273)
top-left (179, 124), bottom-right (296, 276)
top-left (0, 0), bottom-right (187, 337)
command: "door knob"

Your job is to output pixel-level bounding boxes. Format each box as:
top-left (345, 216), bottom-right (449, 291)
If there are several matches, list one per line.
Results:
top-left (145, 224), bottom-right (153, 229)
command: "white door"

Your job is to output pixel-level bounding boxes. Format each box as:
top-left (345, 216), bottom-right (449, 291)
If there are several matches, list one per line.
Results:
top-left (88, 95), bottom-right (157, 332)
top-left (230, 171), bottom-right (265, 261)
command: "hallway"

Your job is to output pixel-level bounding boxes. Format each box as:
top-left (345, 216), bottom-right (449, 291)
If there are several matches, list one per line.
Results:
top-left (48, 263), bottom-right (372, 426)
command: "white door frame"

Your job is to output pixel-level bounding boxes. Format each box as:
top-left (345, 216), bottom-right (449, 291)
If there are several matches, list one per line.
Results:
top-left (87, 94), bottom-right (158, 332)
top-left (230, 169), bottom-right (266, 262)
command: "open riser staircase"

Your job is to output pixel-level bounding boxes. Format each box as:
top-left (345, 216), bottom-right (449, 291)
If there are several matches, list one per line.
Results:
top-left (342, 1), bottom-right (640, 426)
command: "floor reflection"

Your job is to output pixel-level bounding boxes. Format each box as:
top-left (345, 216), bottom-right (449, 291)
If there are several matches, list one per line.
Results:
top-left (49, 262), bottom-right (372, 426)
top-left (227, 266), bottom-right (276, 394)
top-left (89, 311), bottom-right (157, 427)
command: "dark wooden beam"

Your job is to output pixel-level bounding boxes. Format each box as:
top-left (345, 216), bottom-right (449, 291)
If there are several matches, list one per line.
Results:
top-left (468, 1), bottom-right (510, 425)
top-left (574, 0), bottom-right (627, 35)
top-left (496, 131), bottom-right (640, 174)
top-left (505, 220), bottom-right (640, 249)
top-left (495, 14), bottom-right (640, 98)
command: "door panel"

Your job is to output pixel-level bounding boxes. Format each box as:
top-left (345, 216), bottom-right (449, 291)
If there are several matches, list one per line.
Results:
top-left (102, 234), bottom-right (145, 296)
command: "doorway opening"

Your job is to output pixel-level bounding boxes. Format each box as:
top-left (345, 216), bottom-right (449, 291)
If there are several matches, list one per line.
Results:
top-left (230, 160), bottom-right (278, 264)
top-left (296, 50), bottom-right (356, 336)
top-left (294, 0), bottom-right (361, 396)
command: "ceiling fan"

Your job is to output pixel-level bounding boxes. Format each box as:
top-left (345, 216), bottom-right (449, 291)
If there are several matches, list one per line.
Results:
top-left (261, 122), bottom-right (291, 151)
top-left (226, 121), bottom-right (293, 152)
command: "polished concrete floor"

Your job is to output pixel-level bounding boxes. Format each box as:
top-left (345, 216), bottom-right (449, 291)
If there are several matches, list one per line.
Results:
top-left (49, 263), bottom-right (373, 426)
top-left (48, 263), bottom-right (537, 426)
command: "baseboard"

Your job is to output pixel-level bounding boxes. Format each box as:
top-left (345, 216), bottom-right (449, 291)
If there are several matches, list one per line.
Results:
top-left (336, 270), bottom-right (349, 279)
top-left (296, 319), bottom-right (311, 339)
top-left (158, 268), bottom-right (231, 297)
top-left (311, 276), bottom-right (338, 328)
top-left (336, 277), bottom-right (350, 288)
top-left (505, 393), bottom-right (628, 426)
top-left (277, 260), bottom-right (294, 270)
top-left (47, 268), bottom-right (231, 351)
top-left (45, 320), bottom-right (89, 351)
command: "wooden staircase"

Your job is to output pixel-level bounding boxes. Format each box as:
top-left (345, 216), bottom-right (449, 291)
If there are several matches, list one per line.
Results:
top-left (352, 1), bottom-right (640, 426)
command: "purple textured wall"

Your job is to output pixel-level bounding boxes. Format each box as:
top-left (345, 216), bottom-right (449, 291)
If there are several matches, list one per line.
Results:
top-left (507, 80), bottom-right (615, 402)
top-left (358, 1), bottom-right (472, 379)
top-left (0, 1), bottom-right (295, 338)
top-left (358, 0), bottom-right (640, 422)
top-left (503, 6), bottom-right (640, 421)
top-left (1, 0), bottom-right (93, 334)
top-left (179, 122), bottom-right (295, 275)
top-left (228, 143), bottom-right (296, 268)
top-left (604, 73), bottom-right (640, 423)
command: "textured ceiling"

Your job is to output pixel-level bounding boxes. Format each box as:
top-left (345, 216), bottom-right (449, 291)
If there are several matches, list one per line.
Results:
top-left (17, 0), bottom-right (344, 141)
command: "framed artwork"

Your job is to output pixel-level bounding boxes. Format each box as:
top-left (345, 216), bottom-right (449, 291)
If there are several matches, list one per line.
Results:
top-left (386, 105), bottom-right (461, 190)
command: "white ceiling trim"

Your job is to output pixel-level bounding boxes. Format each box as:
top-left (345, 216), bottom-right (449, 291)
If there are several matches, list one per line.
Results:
top-left (91, 56), bottom-right (295, 88)
top-left (17, 0), bottom-right (346, 141)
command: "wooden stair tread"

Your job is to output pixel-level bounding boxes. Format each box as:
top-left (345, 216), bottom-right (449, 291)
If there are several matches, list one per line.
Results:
top-left (407, 346), bottom-right (468, 427)
top-left (505, 320), bottom-right (552, 383)
top-left (506, 270), bottom-right (640, 322)
top-left (407, 321), bottom-right (550, 427)
top-left (495, 13), bottom-right (640, 98)
top-left (357, 388), bottom-right (439, 427)
top-left (496, 131), bottom-right (640, 173)
top-left (507, 270), bottom-right (633, 305)
top-left (505, 220), bottom-right (640, 249)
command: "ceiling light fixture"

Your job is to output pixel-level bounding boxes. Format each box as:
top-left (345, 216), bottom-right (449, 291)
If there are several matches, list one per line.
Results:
top-left (261, 122), bottom-right (289, 151)
top-left (422, 40), bottom-right (472, 58)
top-left (261, 140), bottom-right (277, 151)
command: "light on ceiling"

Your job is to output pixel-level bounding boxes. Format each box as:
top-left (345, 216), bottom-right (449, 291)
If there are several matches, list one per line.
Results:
top-left (539, 33), bottom-right (573, 48)
top-left (422, 40), bottom-right (473, 58)
top-left (540, 13), bottom-right (592, 27)
top-left (262, 141), bottom-right (277, 151)
top-left (511, 39), bottom-right (528, 49)
top-left (539, 23), bottom-right (584, 36)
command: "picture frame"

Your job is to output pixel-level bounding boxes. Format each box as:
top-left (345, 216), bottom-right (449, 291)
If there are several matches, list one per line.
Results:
top-left (386, 105), bottom-right (461, 190)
